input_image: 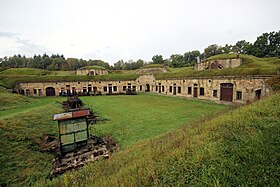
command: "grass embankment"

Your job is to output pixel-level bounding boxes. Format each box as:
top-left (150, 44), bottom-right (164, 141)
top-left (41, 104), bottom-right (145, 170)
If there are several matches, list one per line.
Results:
top-left (0, 96), bottom-right (64, 186)
top-left (0, 72), bottom-right (138, 89)
top-left (142, 64), bottom-right (165, 69)
top-left (0, 89), bottom-right (35, 111)
top-left (40, 93), bottom-right (280, 186)
top-left (0, 68), bottom-right (51, 76)
top-left (0, 94), bottom-right (226, 186)
top-left (79, 65), bottom-right (106, 70)
top-left (156, 54), bottom-right (280, 79)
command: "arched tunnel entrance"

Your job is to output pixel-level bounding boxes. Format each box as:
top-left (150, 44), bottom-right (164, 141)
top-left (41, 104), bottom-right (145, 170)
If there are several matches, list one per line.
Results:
top-left (46, 87), bottom-right (56, 96)
top-left (145, 84), bottom-right (150, 92)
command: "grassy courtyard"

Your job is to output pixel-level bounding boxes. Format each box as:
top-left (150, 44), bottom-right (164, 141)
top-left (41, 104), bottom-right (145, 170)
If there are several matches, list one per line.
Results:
top-left (82, 94), bottom-right (229, 148)
top-left (0, 93), bottom-right (228, 186)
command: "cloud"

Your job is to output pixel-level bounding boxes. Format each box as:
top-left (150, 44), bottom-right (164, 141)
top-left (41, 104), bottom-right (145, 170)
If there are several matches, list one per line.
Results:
top-left (16, 38), bottom-right (49, 55)
top-left (0, 31), bottom-right (49, 56)
top-left (0, 31), bottom-right (18, 38)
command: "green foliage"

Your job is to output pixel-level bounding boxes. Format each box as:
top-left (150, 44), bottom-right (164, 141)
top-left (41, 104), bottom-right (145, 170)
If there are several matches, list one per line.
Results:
top-left (183, 50), bottom-right (201, 65)
top-left (169, 54), bottom-right (184, 67)
top-left (152, 55), bottom-right (164, 64)
top-left (79, 65), bottom-right (106, 70)
top-left (112, 59), bottom-right (145, 70)
top-left (252, 31), bottom-right (280, 58)
top-left (39, 93), bottom-right (280, 187)
top-left (0, 54), bottom-right (110, 71)
top-left (203, 44), bottom-right (223, 58)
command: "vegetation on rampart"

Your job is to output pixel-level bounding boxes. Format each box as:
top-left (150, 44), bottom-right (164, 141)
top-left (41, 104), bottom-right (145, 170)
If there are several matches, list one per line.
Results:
top-left (0, 54), bottom-right (279, 89)
top-left (78, 65), bottom-right (106, 70)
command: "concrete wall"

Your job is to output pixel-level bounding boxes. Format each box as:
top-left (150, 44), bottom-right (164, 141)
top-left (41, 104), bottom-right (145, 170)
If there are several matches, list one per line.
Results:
top-left (195, 58), bottom-right (242, 70)
top-left (15, 75), bottom-right (273, 104)
top-left (76, 69), bottom-right (108, 75)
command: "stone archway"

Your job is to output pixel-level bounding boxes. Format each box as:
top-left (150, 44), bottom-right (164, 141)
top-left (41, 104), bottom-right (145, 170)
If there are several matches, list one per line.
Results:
top-left (46, 87), bottom-right (56, 96)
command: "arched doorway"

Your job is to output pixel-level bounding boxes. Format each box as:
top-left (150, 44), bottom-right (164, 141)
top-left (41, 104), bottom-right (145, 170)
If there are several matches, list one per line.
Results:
top-left (220, 83), bottom-right (233, 102)
top-left (46, 87), bottom-right (56, 96)
top-left (145, 84), bottom-right (150, 92)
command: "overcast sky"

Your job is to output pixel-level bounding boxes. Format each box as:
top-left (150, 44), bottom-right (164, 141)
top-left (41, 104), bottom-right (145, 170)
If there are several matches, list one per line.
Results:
top-left (0, 0), bottom-right (279, 64)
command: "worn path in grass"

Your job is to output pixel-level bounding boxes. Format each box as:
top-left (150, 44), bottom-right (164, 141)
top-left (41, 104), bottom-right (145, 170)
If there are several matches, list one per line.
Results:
top-left (81, 94), bottom-right (229, 148)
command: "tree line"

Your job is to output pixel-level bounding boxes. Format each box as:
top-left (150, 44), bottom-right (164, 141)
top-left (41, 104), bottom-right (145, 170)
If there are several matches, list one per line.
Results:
top-left (149, 31), bottom-right (280, 68)
top-left (0, 31), bottom-right (279, 71)
top-left (0, 54), bottom-right (110, 71)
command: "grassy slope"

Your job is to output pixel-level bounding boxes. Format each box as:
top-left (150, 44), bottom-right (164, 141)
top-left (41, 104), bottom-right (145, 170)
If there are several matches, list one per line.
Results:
top-left (0, 68), bottom-right (50, 76)
top-left (82, 94), bottom-right (228, 148)
top-left (40, 93), bottom-right (280, 187)
top-left (79, 65), bottom-right (106, 70)
top-left (0, 94), bottom-right (226, 186)
top-left (156, 54), bottom-right (280, 79)
top-left (0, 89), bottom-right (35, 111)
top-left (0, 97), bottom-right (64, 186)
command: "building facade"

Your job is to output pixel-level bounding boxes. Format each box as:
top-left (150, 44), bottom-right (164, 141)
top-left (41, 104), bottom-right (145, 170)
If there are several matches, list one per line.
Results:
top-left (76, 69), bottom-right (108, 76)
top-left (15, 75), bottom-right (273, 104)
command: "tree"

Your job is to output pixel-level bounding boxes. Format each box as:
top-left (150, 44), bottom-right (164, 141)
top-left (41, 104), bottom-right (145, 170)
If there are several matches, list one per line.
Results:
top-left (220, 44), bottom-right (233, 54)
top-left (184, 50), bottom-right (201, 65)
top-left (252, 31), bottom-right (280, 57)
top-left (152, 55), bottom-right (164, 64)
top-left (169, 54), bottom-right (184, 67)
top-left (234, 40), bottom-right (252, 54)
top-left (66, 58), bottom-right (79, 71)
top-left (203, 44), bottom-right (222, 58)
top-left (113, 60), bottom-right (125, 70)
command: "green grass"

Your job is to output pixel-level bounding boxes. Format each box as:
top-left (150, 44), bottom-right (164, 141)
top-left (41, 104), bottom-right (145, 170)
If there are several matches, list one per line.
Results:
top-left (156, 54), bottom-right (280, 79)
top-left (0, 68), bottom-right (51, 76)
top-left (142, 64), bottom-right (165, 69)
top-left (39, 93), bottom-right (280, 187)
top-left (0, 94), bottom-right (227, 186)
top-left (0, 97), bottom-right (64, 186)
top-left (50, 71), bottom-right (76, 76)
top-left (0, 73), bottom-right (139, 89)
top-left (82, 94), bottom-right (228, 148)
top-left (79, 65), bottom-right (106, 70)
top-left (0, 89), bottom-right (35, 111)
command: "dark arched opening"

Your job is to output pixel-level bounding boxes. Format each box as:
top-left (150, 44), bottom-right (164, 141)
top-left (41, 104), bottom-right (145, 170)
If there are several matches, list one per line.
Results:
top-left (145, 84), bottom-right (150, 92)
top-left (46, 87), bottom-right (56, 96)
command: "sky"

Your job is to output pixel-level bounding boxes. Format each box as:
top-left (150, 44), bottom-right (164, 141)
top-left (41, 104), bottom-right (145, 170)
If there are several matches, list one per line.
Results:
top-left (0, 0), bottom-right (279, 64)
